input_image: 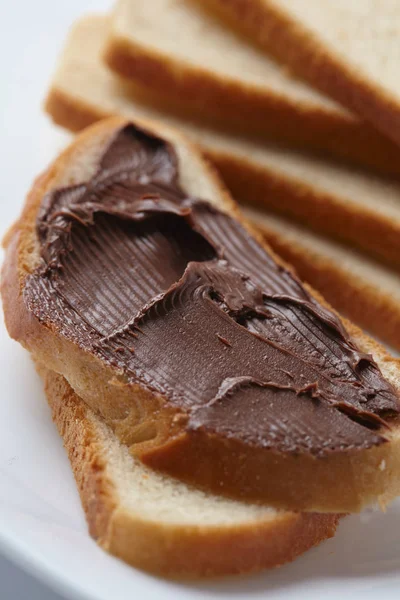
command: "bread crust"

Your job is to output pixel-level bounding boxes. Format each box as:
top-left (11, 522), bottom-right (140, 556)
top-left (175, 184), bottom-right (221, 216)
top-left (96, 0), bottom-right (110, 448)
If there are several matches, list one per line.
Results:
top-left (45, 86), bottom-right (107, 133)
top-left (102, 10), bottom-right (400, 177)
top-left (200, 0), bottom-right (400, 146)
top-left (3, 117), bottom-right (400, 512)
top-left (40, 367), bottom-right (339, 577)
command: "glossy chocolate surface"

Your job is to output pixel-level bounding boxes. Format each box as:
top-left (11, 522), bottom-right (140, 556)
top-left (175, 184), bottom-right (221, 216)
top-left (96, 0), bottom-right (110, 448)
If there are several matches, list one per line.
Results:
top-left (24, 124), bottom-right (400, 456)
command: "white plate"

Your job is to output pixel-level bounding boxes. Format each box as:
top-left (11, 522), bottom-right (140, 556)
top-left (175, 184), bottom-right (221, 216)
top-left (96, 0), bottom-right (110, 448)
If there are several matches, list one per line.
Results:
top-left (2, 1), bottom-right (400, 598)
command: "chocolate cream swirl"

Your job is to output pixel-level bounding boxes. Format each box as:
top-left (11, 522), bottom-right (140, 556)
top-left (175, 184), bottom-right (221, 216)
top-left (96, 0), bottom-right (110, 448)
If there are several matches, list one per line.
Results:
top-left (24, 124), bottom-right (400, 457)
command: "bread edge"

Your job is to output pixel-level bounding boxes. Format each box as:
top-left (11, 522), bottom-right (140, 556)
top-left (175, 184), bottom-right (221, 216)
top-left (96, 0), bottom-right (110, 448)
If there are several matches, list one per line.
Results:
top-left (102, 7), bottom-right (400, 175)
top-left (39, 366), bottom-right (340, 577)
top-left (200, 0), bottom-right (400, 146)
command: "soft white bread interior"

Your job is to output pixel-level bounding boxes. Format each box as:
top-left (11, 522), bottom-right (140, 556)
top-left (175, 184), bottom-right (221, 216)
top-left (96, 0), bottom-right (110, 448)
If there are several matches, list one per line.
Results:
top-left (201, 0), bottom-right (400, 146)
top-left (37, 366), bottom-right (339, 577)
top-left (103, 3), bottom-right (400, 175)
top-left (45, 15), bottom-right (400, 270)
top-left (3, 116), bottom-right (400, 513)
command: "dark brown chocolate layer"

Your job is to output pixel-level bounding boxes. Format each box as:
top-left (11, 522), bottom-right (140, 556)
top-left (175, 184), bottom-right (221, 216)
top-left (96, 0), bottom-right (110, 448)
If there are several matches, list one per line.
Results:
top-left (24, 124), bottom-right (400, 456)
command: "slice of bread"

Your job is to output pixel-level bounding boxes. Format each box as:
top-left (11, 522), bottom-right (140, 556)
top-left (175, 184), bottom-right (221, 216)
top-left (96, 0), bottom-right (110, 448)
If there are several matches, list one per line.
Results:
top-left (3, 116), bottom-right (400, 513)
top-left (201, 0), bottom-right (400, 146)
top-left (245, 207), bottom-right (400, 352)
top-left (37, 365), bottom-right (339, 576)
top-left (103, 2), bottom-right (400, 176)
top-left (46, 15), bottom-right (400, 269)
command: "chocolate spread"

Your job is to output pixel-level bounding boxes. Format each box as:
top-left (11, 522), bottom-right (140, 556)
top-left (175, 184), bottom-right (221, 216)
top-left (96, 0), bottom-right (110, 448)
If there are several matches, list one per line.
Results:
top-left (24, 124), bottom-right (400, 456)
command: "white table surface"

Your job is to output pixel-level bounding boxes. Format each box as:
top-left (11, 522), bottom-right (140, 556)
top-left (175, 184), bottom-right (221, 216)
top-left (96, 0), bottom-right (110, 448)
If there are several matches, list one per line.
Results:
top-left (1, 2), bottom-right (112, 598)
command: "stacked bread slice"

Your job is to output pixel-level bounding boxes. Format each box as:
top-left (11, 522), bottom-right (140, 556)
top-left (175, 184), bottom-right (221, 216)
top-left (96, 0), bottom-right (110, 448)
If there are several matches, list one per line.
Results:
top-left (3, 117), bottom-right (347, 578)
top-left (201, 0), bottom-right (400, 145)
top-left (103, 0), bottom-right (400, 175)
top-left (6, 0), bottom-right (400, 579)
top-left (41, 366), bottom-right (340, 577)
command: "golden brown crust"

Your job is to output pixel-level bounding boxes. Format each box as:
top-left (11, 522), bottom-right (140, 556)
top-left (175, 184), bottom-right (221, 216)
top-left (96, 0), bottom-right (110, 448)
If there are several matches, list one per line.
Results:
top-left (103, 10), bottom-right (400, 177)
top-left (40, 368), bottom-right (339, 577)
top-left (103, 33), bottom-right (342, 134)
top-left (36, 363), bottom-right (118, 545)
top-left (200, 0), bottom-right (400, 146)
top-left (3, 117), bottom-right (400, 512)
top-left (44, 87), bottom-right (109, 133)
top-left (141, 412), bottom-right (400, 513)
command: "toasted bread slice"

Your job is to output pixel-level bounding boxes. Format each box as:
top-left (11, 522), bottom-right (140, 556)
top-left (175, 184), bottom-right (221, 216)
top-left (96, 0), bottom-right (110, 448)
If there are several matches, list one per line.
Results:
top-left (103, 2), bottom-right (400, 176)
top-left (46, 16), bottom-right (400, 270)
top-left (201, 0), bottom-right (400, 146)
top-left (37, 366), bottom-right (339, 577)
top-left (3, 116), bottom-right (400, 513)
top-left (245, 207), bottom-right (400, 352)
